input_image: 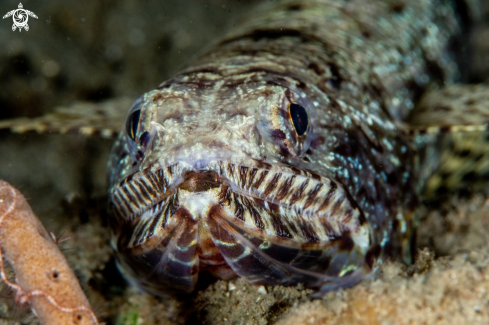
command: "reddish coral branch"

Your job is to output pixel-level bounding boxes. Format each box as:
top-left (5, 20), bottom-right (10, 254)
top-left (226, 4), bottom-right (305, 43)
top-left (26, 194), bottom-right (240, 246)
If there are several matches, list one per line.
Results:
top-left (0, 180), bottom-right (99, 325)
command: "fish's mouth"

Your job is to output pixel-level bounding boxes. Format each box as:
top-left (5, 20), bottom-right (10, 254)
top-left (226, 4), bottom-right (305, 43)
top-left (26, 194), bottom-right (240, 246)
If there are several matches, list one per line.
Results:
top-left (109, 160), bottom-right (377, 294)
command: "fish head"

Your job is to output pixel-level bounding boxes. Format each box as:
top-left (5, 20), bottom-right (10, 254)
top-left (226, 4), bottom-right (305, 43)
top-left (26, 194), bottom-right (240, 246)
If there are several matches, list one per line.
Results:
top-left (107, 80), bottom-right (375, 295)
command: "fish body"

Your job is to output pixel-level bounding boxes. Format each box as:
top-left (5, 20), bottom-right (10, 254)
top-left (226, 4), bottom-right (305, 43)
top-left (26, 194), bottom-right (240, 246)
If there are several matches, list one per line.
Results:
top-left (107, 0), bottom-right (461, 295)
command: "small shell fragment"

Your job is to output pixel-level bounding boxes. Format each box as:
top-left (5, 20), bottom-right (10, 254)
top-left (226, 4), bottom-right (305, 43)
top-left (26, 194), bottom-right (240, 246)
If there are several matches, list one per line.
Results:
top-left (228, 282), bottom-right (237, 291)
top-left (257, 286), bottom-right (267, 295)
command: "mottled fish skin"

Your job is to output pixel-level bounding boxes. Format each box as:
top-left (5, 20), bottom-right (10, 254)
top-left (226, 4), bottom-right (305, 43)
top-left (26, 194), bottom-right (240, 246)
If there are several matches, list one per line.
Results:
top-left (107, 0), bottom-right (459, 296)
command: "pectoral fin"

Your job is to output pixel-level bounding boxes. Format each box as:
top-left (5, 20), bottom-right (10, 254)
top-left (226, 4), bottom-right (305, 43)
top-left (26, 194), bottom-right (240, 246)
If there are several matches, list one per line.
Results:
top-left (406, 84), bottom-right (489, 198)
top-left (0, 97), bottom-right (133, 139)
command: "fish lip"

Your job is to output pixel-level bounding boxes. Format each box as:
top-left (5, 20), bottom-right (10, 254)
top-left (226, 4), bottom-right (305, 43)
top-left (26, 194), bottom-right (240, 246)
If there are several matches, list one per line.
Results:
top-left (110, 162), bottom-right (290, 221)
top-left (111, 159), bottom-right (372, 248)
top-left (111, 158), bottom-right (349, 219)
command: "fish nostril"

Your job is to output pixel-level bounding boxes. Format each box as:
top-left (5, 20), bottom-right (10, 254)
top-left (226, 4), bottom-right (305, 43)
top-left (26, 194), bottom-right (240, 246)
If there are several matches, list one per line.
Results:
top-left (139, 131), bottom-right (151, 148)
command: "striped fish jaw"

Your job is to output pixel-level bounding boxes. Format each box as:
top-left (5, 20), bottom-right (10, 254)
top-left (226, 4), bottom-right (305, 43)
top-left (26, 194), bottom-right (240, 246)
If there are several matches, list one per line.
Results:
top-left (211, 162), bottom-right (376, 288)
top-left (109, 160), bottom-right (376, 294)
top-left (206, 200), bottom-right (374, 289)
top-left (114, 208), bottom-right (200, 295)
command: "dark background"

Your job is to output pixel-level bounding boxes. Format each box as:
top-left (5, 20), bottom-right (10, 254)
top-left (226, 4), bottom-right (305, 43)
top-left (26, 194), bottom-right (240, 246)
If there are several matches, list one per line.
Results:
top-left (0, 0), bottom-right (257, 120)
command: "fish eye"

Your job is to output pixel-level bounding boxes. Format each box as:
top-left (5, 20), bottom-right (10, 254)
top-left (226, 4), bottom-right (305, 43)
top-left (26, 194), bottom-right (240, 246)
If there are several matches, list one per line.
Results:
top-left (126, 109), bottom-right (141, 141)
top-left (289, 103), bottom-right (308, 136)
